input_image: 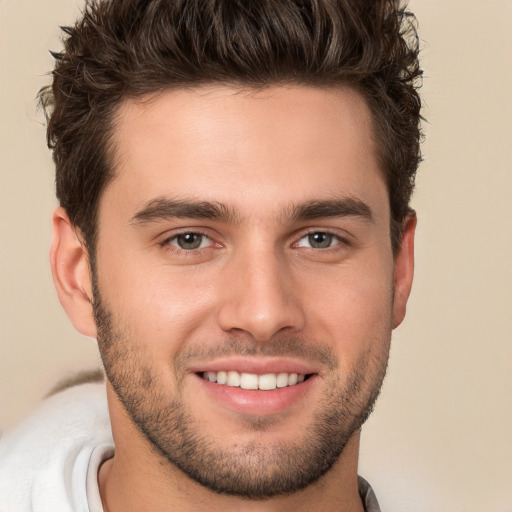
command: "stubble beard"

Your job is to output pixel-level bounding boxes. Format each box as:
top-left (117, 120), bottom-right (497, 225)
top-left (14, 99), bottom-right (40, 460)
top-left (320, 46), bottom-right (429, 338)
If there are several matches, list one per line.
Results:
top-left (92, 285), bottom-right (391, 499)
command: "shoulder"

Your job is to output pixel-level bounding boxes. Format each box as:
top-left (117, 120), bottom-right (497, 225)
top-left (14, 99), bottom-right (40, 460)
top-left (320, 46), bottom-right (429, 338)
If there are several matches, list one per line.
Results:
top-left (0, 381), bottom-right (113, 511)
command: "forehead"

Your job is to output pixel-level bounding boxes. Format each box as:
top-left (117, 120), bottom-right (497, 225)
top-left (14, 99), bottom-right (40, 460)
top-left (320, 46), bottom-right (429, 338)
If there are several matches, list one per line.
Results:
top-left (104, 85), bottom-right (386, 222)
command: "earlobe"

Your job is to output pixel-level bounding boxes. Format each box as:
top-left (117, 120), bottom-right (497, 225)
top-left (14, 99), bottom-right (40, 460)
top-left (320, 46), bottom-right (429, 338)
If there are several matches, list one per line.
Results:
top-left (50, 207), bottom-right (97, 338)
top-left (392, 213), bottom-right (417, 329)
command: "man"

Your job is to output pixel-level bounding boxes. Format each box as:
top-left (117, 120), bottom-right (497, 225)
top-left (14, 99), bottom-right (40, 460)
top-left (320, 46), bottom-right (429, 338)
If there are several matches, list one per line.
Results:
top-left (0, 0), bottom-right (422, 510)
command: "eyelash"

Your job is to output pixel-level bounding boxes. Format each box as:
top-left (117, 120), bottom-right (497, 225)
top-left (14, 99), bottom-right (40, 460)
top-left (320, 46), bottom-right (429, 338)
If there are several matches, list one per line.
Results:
top-left (158, 229), bottom-right (350, 254)
top-left (294, 230), bottom-right (350, 250)
top-left (158, 230), bottom-right (216, 254)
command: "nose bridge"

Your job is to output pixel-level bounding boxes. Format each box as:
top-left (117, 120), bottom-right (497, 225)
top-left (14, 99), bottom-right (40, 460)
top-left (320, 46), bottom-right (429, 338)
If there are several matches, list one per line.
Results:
top-left (217, 242), bottom-right (305, 341)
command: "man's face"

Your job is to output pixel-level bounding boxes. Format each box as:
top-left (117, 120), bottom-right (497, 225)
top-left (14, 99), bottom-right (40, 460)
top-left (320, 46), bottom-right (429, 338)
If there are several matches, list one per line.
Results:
top-left (92, 86), bottom-right (404, 497)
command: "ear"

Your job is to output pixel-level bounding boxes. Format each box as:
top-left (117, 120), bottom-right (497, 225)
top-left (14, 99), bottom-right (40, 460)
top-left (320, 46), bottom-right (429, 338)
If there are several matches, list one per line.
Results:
top-left (50, 207), bottom-right (97, 338)
top-left (392, 213), bottom-right (417, 329)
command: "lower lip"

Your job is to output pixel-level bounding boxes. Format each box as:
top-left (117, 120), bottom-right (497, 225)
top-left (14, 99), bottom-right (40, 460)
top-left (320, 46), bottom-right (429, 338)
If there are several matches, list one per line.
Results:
top-left (194, 374), bottom-right (317, 416)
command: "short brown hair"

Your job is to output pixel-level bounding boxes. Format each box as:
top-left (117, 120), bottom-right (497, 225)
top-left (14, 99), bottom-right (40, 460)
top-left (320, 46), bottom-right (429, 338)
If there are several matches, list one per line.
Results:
top-left (40, 0), bottom-right (422, 254)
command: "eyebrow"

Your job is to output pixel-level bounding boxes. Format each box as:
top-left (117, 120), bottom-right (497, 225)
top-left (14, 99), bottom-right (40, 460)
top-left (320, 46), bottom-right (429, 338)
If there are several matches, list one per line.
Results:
top-left (130, 198), bottom-right (238, 226)
top-left (130, 196), bottom-right (373, 227)
top-left (288, 197), bottom-right (374, 223)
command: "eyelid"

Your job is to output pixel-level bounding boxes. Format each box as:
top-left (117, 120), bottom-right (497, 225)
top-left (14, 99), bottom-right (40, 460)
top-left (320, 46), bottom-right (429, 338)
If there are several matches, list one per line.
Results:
top-left (292, 228), bottom-right (352, 248)
top-left (158, 228), bottom-right (218, 250)
top-left (171, 233), bottom-right (211, 250)
top-left (155, 226), bottom-right (352, 253)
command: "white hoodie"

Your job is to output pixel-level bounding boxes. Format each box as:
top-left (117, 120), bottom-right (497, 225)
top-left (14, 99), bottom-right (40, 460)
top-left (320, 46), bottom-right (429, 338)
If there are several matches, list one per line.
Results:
top-left (0, 382), bottom-right (113, 512)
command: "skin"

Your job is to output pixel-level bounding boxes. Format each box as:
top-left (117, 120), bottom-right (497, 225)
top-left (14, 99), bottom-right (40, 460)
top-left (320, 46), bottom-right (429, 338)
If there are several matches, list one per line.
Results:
top-left (51, 85), bottom-right (416, 512)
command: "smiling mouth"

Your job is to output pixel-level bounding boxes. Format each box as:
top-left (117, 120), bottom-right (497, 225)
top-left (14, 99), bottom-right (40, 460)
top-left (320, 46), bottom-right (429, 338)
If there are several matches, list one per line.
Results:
top-left (200, 371), bottom-right (311, 390)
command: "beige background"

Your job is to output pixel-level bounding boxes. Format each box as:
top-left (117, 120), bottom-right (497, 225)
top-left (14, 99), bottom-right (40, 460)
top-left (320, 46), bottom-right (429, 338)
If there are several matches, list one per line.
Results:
top-left (1, 1), bottom-right (511, 510)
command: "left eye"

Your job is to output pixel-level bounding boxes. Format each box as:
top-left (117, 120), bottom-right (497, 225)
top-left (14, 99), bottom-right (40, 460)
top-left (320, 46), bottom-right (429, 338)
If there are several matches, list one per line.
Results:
top-left (296, 232), bottom-right (340, 249)
top-left (168, 233), bottom-right (211, 250)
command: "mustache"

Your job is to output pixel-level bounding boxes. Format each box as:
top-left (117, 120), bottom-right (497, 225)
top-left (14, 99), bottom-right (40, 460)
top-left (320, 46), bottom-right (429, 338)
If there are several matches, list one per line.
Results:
top-left (174, 336), bottom-right (339, 371)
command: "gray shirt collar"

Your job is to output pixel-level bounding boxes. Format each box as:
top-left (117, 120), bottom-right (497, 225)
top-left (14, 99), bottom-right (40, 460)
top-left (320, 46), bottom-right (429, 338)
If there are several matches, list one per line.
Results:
top-left (358, 476), bottom-right (382, 512)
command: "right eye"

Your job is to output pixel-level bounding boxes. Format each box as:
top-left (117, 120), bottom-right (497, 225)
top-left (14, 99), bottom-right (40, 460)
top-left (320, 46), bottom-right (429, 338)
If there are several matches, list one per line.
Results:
top-left (165, 232), bottom-right (212, 251)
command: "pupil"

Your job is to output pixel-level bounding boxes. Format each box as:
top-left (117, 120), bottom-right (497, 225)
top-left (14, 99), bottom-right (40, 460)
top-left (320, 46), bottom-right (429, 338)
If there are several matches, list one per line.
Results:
top-left (309, 232), bottom-right (332, 248)
top-left (178, 233), bottom-right (202, 249)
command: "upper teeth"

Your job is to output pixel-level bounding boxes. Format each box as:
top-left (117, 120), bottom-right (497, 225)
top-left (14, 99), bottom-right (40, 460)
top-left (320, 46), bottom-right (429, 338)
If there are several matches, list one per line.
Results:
top-left (202, 371), bottom-right (306, 390)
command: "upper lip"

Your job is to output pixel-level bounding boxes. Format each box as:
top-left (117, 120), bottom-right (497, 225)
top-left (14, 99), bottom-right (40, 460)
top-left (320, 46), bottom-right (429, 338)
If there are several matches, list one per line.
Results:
top-left (189, 357), bottom-right (320, 376)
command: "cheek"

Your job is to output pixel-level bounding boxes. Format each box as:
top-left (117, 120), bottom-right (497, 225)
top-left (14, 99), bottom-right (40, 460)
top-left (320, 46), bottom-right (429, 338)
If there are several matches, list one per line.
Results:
top-left (302, 258), bottom-right (394, 354)
top-left (96, 253), bottom-right (219, 354)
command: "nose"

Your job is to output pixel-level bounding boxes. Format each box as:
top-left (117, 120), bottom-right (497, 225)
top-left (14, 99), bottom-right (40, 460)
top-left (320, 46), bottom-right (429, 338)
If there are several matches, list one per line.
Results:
top-left (217, 248), bottom-right (306, 341)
